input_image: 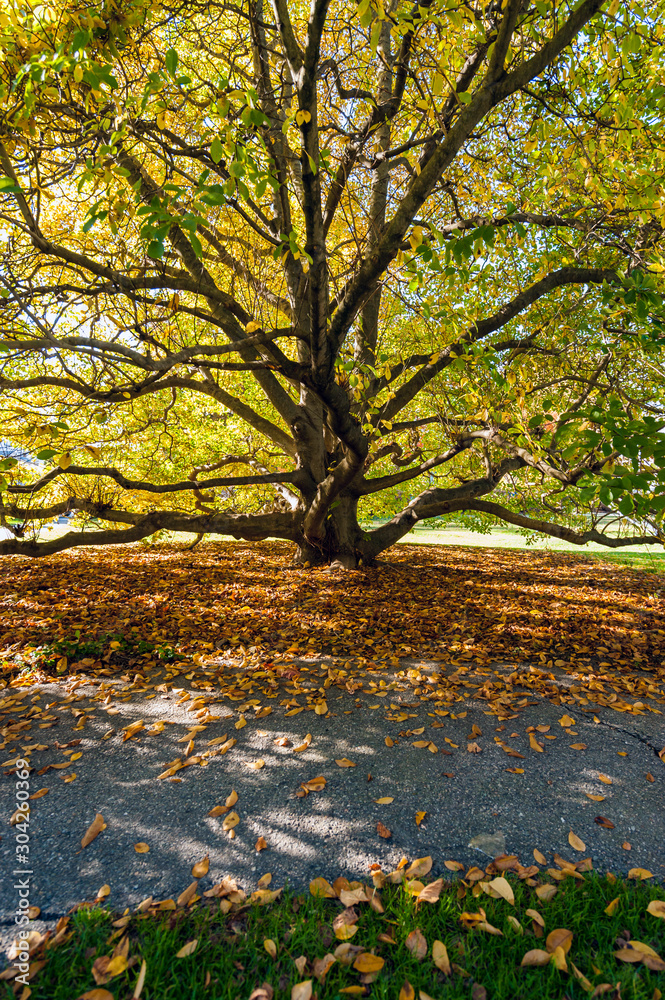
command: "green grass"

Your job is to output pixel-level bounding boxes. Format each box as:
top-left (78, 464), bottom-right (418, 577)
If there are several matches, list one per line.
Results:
top-left (11, 874), bottom-right (665, 999)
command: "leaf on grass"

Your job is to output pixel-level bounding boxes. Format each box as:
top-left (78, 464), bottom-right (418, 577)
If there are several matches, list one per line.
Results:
top-left (432, 940), bottom-right (451, 974)
top-left (628, 867), bottom-right (654, 880)
top-left (309, 877), bottom-right (336, 898)
top-left (418, 879), bottom-right (444, 904)
top-left (647, 900), bottom-right (665, 919)
top-left (176, 882), bottom-right (198, 907)
top-left (526, 908), bottom-right (544, 927)
top-left (535, 884), bottom-right (558, 902)
top-left (376, 821), bottom-right (391, 839)
top-left (399, 980), bottom-right (415, 1000)
top-left (82, 813), bottom-right (107, 848)
top-left (353, 953), bottom-right (384, 973)
top-left (264, 939), bottom-right (277, 959)
top-left (521, 949), bottom-right (551, 967)
top-left (291, 981), bottom-right (312, 1000)
top-left (334, 923), bottom-right (359, 941)
top-left (405, 928), bottom-right (427, 960)
top-left (546, 929), bottom-right (573, 954)
top-left (175, 940), bottom-right (198, 958)
top-left (604, 898), bottom-right (620, 916)
top-left (312, 954), bottom-right (336, 982)
top-left (76, 992), bottom-right (116, 1000)
top-left (568, 831), bottom-right (586, 852)
top-left (485, 877), bottom-right (514, 905)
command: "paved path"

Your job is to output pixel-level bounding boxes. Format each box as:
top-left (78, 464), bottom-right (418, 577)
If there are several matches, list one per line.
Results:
top-left (1, 656), bottom-right (664, 948)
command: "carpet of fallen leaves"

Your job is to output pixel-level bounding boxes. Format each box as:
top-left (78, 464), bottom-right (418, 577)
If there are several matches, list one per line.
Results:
top-left (1, 540), bottom-right (664, 717)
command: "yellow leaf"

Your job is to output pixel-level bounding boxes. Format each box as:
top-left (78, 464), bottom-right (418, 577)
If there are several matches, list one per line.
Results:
top-left (247, 759), bottom-right (265, 769)
top-left (81, 813), bottom-right (107, 848)
top-left (175, 939), bottom-right (198, 958)
top-left (334, 923), bottom-right (358, 941)
top-left (290, 978), bottom-right (313, 1000)
top-left (353, 953), bottom-right (384, 973)
top-left (535, 884), bottom-right (558, 902)
top-left (485, 877), bottom-right (514, 905)
top-left (605, 897), bottom-right (620, 915)
top-left (315, 702), bottom-right (328, 715)
top-left (399, 981), bottom-right (416, 1000)
top-left (264, 938), bottom-right (277, 958)
top-left (191, 855), bottom-right (209, 877)
top-left (598, 773), bottom-right (612, 784)
top-left (533, 849), bottom-right (547, 865)
top-left (226, 790), bottom-right (238, 807)
top-left (647, 900), bottom-right (665, 919)
top-left (245, 320), bottom-right (261, 333)
top-left (558, 715), bottom-right (575, 727)
top-left (255, 836), bottom-right (268, 852)
top-left (432, 940), bottom-right (451, 974)
top-left (375, 796), bottom-right (394, 804)
top-left (309, 877), bottom-right (336, 898)
top-left (222, 811), bottom-right (239, 831)
top-left (444, 860), bottom-right (464, 871)
top-left (132, 958), bottom-right (147, 999)
top-left (134, 843), bottom-right (150, 853)
top-left (58, 452), bottom-right (72, 470)
top-left (415, 811), bottom-right (427, 826)
top-left (568, 831), bottom-right (586, 852)
top-left (235, 716), bottom-right (247, 730)
top-left (586, 793), bottom-right (605, 802)
top-left (546, 928), bottom-right (573, 954)
top-left (628, 868), bottom-right (654, 880)
top-left (529, 733), bottom-right (544, 753)
top-left (406, 856), bottom-right (433, 878)
top-left (550, 945), bottom-right (568, 972)
top-left (385, 736), bottom-right (394, 747)
top-left (335, 758), bottom-right (356, 767)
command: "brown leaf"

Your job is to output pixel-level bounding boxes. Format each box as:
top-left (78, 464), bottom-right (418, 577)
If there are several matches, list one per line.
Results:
top-left (222, 811), bottom-right (239, 831)
top-left (335, 758), bottom-right (356, 767)
top-left (472, 986), bottom-right (487, 1000)
top-left (533, 849), bottom-right (547, 865)
top-left (353, 953), bottom-right (384, 973)
top-left (255, 836), bottom-right (268, 852)
top-left (309, 877), bottom-right (336, 898)
top-left (405, 928), bottom-right (427, 960)
top-left (291, 981), bottom-right (313, 1000)
top-left (546, 928), bottom-right (573, 954)
top-left (406, 856), bottom-right (433, 878)
top-left (418, 879), bottom-right (444, 904)
top-left (81, 813), bottom-right (107, 848)
top-left (191, 855), bottom-right (209, 878)
top-left (594, 815), bottom-right (615, 829)
top-left (399, 981), bottom-right (415, 1000)
top-left (312, 954), bottom-right (336, 982)
top-left (376, 821), bottom-right (391, 839)
top-left (521, 949), bottom-right (551, 967)
top-left (134, 843), bottom-right (150, 853)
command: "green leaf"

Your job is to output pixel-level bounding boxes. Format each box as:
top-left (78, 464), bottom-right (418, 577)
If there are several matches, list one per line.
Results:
top-left (165, 48), bottom-right (178, 76)
top-left (210, 137), bottom-right (225, 164)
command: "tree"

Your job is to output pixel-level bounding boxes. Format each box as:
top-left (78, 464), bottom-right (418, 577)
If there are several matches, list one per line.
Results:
top-left (0, 0), bottom-right (664, 567)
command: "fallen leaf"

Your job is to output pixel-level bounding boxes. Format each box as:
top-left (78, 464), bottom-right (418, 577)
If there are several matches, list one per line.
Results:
top-left (559, 715), bottom-right (575, 727)
top-left (444, 860), bottom-right (464, 871)
top-left (467, 742), bottom-right (482, 753)
top-left (28, 788), bottom-right (49, 800)
top-left (622, 842), bottom-right (631, 851)
top-left (191, 855), bottom-right (209, 877)
top-left (309, 877), bottom-right (336, 898)
top-left (82, 813), bottom-right (107, 848)
top-left (264, 939), bottom-right (277, 959)
top-left (376, 821), bottom-right (391, 839)
top-left (175, 940), bottom-right (198, 958)
top-left (134, 843), bottom-right (150, 853)
top-left (646, 772), bottom-right (655, 782)
top-left (406, 857), bottom-right (433, 878)
top-left (485, 876), bottom-right (514, 905)
top-left (312, 954), bottom-right (336, 982)
top-left (255, 836), bottom-right (268, 852)
top-left (647, 900), bottom-right (665, 919)
top-left (570, 743), bottom-right (587, 750)
top-left (535, 884), bottom-right (558, 902)
top-left (76, 992), bottom-right (116, 1000)
top-left (385, 736), bottom-right (394, 747)
top-left (247, 759), bottom-right (265, 769)
top-left (405, 928), bottom-right (427, 960)
top-left (526, 908), bottom-right (544, 927)
top-left (628, 868), bottom-right (654, 880)
top-left (568, 831), bottom-right (586, 852)
top-left (415, 811), bottom-right (427, 826)
top-left (335, 758), bottom-right (356, 767)
top-left (529, 733), bottom-right (544, 753)
top-left (521, 949), bottom-right (551, 967)
top-left (604, 897), bottom-right (620, 916)
top-left (432, 940), bottom-right (451, 974)
top-left (546, 928), bottom-right (573, 954)
top-left (374, 796), bottom-right (394, 804)
top-left (587, 794), bottom-right (606, 802)
top-left (533, 849), bottom-right (547, 865)
top-left (353, 953), bottom-right (384, 973)
top-left (399, 980), bottom-right (416, 1000)
top-left (594, 816), bottom-right (615, 829)
top-left (291, 981), bottom-right (312, 1000)
top-left (222, 812), bottom-right (239, 831)
top-left (418, 879), bottom-right (444, 904)
top-left (598, 773), bottom-right (613, 785)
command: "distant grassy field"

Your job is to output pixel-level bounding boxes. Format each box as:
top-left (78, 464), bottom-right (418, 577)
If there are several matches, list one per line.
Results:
top-left (400, 524), bottom-right (665, 574)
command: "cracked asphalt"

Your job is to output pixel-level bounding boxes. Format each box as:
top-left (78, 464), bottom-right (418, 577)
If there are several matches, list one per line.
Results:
top-left (1, 656), bottom-right (664, 950)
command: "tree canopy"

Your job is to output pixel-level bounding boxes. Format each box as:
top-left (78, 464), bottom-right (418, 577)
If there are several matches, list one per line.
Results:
top-left (0, 0), bottom-right (664, 566)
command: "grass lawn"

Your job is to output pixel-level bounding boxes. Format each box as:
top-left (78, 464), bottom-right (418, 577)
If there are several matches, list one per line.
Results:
top-left (399, 525), bottom-right (665, 575)
top-left (9, 873), bottom-right (665, 1000)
